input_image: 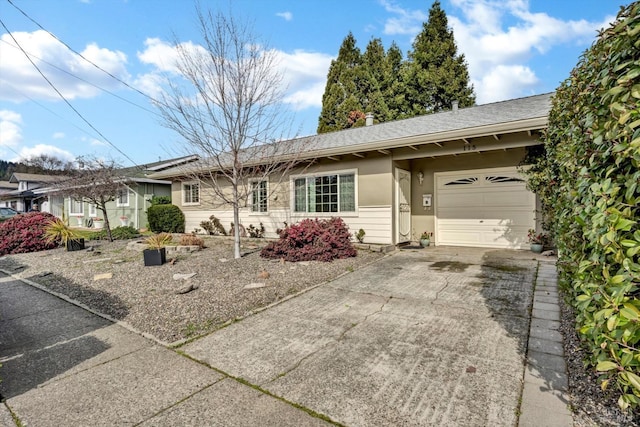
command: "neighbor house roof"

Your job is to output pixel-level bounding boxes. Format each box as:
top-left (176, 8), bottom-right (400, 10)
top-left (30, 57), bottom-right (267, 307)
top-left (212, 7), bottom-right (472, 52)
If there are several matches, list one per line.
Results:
top-left (117, 155), bottom-right (200, 179)
top-left (0, 181), bottom-right (18, 190)
top-left (148, 92), bottom-right (553, 179)
top-left (9, 173), bottom-right (65, 184)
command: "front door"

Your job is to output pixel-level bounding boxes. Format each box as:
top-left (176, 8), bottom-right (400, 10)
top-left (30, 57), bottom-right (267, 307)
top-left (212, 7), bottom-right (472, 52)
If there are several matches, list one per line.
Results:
top-left (395, 168), bottom-right (411, 243)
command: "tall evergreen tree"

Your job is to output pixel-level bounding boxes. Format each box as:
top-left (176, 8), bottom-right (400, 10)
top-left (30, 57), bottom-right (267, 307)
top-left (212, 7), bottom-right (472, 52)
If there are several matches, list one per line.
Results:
top-left (360, 38), bottom-right (390, 123)
top-left (383, 41), bottom-right (406, 120)
top-left (317, 33), bottom-right (363, 133)
top-left (402, 1), bottom-right (475, 116)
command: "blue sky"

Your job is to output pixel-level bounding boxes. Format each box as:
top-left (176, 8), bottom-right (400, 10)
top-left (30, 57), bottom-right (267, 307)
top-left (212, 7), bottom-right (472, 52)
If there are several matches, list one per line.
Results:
top-left (0, 0), bottom-right (619, 167)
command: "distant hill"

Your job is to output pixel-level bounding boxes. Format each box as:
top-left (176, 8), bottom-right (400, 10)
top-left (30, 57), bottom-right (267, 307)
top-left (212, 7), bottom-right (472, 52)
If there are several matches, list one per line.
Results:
top-left (0, 160), bottom-right (21, 180)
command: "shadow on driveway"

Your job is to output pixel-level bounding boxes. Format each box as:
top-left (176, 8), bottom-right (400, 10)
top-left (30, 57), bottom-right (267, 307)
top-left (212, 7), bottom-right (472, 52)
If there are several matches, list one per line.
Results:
top-left (0, 264), bottom-right (127, 400)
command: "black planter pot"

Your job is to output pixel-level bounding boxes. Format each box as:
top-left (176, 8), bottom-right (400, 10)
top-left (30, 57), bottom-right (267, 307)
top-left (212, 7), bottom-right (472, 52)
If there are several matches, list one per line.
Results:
top-left (143, 248), bottom-right (166, 266)
top-left (66, 238), bottom-right (85, 252)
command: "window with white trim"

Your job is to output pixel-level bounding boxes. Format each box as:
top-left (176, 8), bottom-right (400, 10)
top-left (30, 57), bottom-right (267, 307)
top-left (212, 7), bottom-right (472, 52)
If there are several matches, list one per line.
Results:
top-left (293, 172), bottom-right (355, 213)
top-left (69, 198), bottom-right (83, 215)
top-left (250, 180), bottom-right (268, 213)
top-left (88, 204), bottom-right (97, 217)
top-left (182, 182), bottom-right (200, 205)
top-left (116, 188), bottom-right (129, 207)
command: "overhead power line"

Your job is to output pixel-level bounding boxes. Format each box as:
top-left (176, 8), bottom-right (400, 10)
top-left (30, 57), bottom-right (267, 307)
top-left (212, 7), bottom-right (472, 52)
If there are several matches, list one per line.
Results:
top-left (6, 0), bottom-right (163, 107)
top-left (0, 17), bottom-right (139, 167)
top-left (0, 38), bottom-right (160, 117)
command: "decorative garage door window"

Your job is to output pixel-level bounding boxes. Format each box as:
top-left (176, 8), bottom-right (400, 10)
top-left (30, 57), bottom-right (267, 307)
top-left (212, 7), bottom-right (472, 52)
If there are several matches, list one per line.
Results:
top-left (444, 176), bottom-right (478, 186)
top-left (294, 173), bottom-right (355, 213)
top-left (485, 176), bottom-right (524, 184)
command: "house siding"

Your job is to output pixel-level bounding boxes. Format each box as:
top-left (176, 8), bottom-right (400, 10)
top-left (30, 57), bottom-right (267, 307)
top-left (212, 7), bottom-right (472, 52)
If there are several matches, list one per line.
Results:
top-left (176, 155), bottom-right (395, 243)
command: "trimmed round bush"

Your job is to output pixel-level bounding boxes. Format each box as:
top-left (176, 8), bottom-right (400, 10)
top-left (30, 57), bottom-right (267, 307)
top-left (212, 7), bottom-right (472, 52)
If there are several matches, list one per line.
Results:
top-left (0, 212), bottom-right (59, 255)
top-left (147, 204), bottom-right (185, 233)
top-left (261, 217), bottom-right (356, 262)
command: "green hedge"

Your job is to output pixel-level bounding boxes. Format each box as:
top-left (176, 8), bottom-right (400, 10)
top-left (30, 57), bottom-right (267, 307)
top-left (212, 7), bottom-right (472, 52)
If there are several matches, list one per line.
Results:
top-left (147, 204), bottom-right (185, 233)
top-left (524, 2), bottom-right (640, 411)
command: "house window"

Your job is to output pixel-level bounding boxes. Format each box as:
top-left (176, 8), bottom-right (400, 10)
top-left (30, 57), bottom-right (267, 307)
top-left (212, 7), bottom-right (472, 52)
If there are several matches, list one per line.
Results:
top-left (116, 188), bottom-right (129, 207)
top-left (183, 182), bottom-right (200, 205)
top-left (293, 172), bottom-right (356, 213)
top-left (250, 180), bottom-right (268, 213)
top-left (88, 204), bottom-right (97, 217)
top-left (69, 198), bottom-right (83, 216)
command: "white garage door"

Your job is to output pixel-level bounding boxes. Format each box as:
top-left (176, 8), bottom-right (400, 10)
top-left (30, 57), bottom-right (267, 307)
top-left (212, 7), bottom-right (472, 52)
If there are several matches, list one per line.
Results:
top-left (435, 167), bottom-right (535, 249)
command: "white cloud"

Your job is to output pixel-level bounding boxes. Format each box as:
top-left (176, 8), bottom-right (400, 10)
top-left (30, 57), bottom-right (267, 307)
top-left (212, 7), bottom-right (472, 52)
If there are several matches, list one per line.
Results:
top-left (381, 0), bottom-right (615, 103)
top-left (0, 30), bottom-right (129, 102)
top-left (137, 38), bottom-right (182, 74)
top-left (0, 110), bottom-right (22, 148)
top-left (276, 11), bottom-right (293, 21)
top-left (380, 0), bottom-right (427, 35)
top-left (275, 49), bottom-right (333, 110)
top-left (137, 38), bottom-right (333, 112)
top-left (52, 132), bottom-right (65, 139)
top-left (475, 64), bottom-right (538, 102)
top-left (12, 144), bottom-right (75, 163)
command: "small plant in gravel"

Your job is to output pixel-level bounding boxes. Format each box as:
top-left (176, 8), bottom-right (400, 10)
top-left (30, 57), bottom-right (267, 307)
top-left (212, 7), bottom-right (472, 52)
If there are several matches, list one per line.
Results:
top-left (200, 215), bottom-right (227, 235)
top-left (179, 233), bottom-right (205, 248)
top-left (44, 218), bottom-right (83, 247)
top-left (247, 223), bottom-right (265, 238)
top-left (355, 228), bottom-right (365, 243)
top-left (0, 212), bottom-right (59, 255)
top-left (145, 233), bottom-right (173, 249)
top-left (261, 217), bottom-right (356, 262)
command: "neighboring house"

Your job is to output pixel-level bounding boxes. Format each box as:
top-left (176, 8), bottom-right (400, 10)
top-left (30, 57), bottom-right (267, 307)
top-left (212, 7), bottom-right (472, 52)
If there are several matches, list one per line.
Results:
top-left (148, 94), bottom-right (552, 249)
top-left (62, 156), bottom-right (198, 230)
top-left (0, 181), bottom-right (19, 209)
top-left (0, 173), bottom-right (65, 213)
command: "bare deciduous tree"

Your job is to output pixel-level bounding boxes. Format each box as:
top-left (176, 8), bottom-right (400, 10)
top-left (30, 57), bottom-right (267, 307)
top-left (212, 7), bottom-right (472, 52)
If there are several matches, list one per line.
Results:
top-left (53, 156), bottom-right (130, 242)
top-left (23, 154), bottom-right (75, 175)
top-left (156, 7), bottom-right (305, 259)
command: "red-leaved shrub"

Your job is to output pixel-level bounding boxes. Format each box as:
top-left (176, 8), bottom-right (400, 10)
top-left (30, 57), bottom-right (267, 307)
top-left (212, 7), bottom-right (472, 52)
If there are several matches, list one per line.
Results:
top-left (0, 212), bottom-right (59, 256)
top-left (260, 217), bottom-right (357, 262)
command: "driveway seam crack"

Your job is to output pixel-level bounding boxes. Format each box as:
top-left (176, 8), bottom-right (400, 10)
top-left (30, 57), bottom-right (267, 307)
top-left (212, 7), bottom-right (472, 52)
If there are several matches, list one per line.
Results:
top-left (267, 295), bottom-right (392, 384)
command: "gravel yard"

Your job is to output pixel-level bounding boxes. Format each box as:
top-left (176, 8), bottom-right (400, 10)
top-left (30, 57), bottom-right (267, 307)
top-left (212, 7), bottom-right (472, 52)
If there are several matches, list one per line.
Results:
top-left (2, 238), bottom-right (639, 424)
top-left (0, 237), bottom-right (384, 345)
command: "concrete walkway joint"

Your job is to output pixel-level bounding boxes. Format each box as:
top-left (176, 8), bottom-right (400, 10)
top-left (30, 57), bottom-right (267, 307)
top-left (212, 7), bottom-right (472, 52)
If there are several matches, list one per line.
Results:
top-left (518, 261), bottom-right (573, 427)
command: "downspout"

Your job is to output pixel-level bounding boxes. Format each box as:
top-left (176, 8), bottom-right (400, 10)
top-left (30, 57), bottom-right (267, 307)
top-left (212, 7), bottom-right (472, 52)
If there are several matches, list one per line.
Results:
top-left (134, 185), bottom-right (139, 229)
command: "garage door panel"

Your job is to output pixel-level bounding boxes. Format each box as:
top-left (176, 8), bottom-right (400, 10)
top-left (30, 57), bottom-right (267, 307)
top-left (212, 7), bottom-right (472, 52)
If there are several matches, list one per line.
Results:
top-left (437, 193), bottom-right (485, 208)
top-left (482, 191), bottom-right (533, 207)
top-left (435, 167), bottom-right (535, 249)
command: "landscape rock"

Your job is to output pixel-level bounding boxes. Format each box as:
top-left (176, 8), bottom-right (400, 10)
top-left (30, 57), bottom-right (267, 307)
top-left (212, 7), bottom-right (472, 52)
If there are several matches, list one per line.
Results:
top-left (173, 273), bottom-right (197, 281)
top-left (93, 272), bottom-right (113, 281)
top-left (176, 283), bottom-right (198, 294)
top-left (244, 282), bottom-right (266, 290)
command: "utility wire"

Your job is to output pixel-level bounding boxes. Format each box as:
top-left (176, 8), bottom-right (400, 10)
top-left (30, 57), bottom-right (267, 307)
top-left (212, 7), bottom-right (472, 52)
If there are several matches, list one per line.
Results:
top-left (0, 38), bottom-right (160, 117)
top-left (0, 17), bottom-right (139, 166)
top-left (0, 80), bottom-right (104, 141)
top-left (6, 0), bottom-right (164, 107)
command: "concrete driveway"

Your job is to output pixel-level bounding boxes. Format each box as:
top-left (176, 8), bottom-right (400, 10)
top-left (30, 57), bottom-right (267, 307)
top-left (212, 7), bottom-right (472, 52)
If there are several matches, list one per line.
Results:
top-left (184, 247), bottom-right (538, 427)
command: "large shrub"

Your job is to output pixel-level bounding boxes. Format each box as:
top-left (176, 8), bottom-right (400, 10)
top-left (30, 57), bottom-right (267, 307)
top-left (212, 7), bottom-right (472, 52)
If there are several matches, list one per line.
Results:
top-left (147, 204), bottom-right (185, 233)
top-left (261, 217), bottom-right (356, 262)
top-left (0, 212), bottom-right (59, 255)
top-left (523, 3), bottom-right (640, 411)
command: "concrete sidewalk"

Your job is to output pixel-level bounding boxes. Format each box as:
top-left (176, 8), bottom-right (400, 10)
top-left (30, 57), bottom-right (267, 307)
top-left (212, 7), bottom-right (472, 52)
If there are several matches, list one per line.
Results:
top-left (1, 248), bottom-right (572, 426)
top-left (0, 272), bottom-right (329, 427)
